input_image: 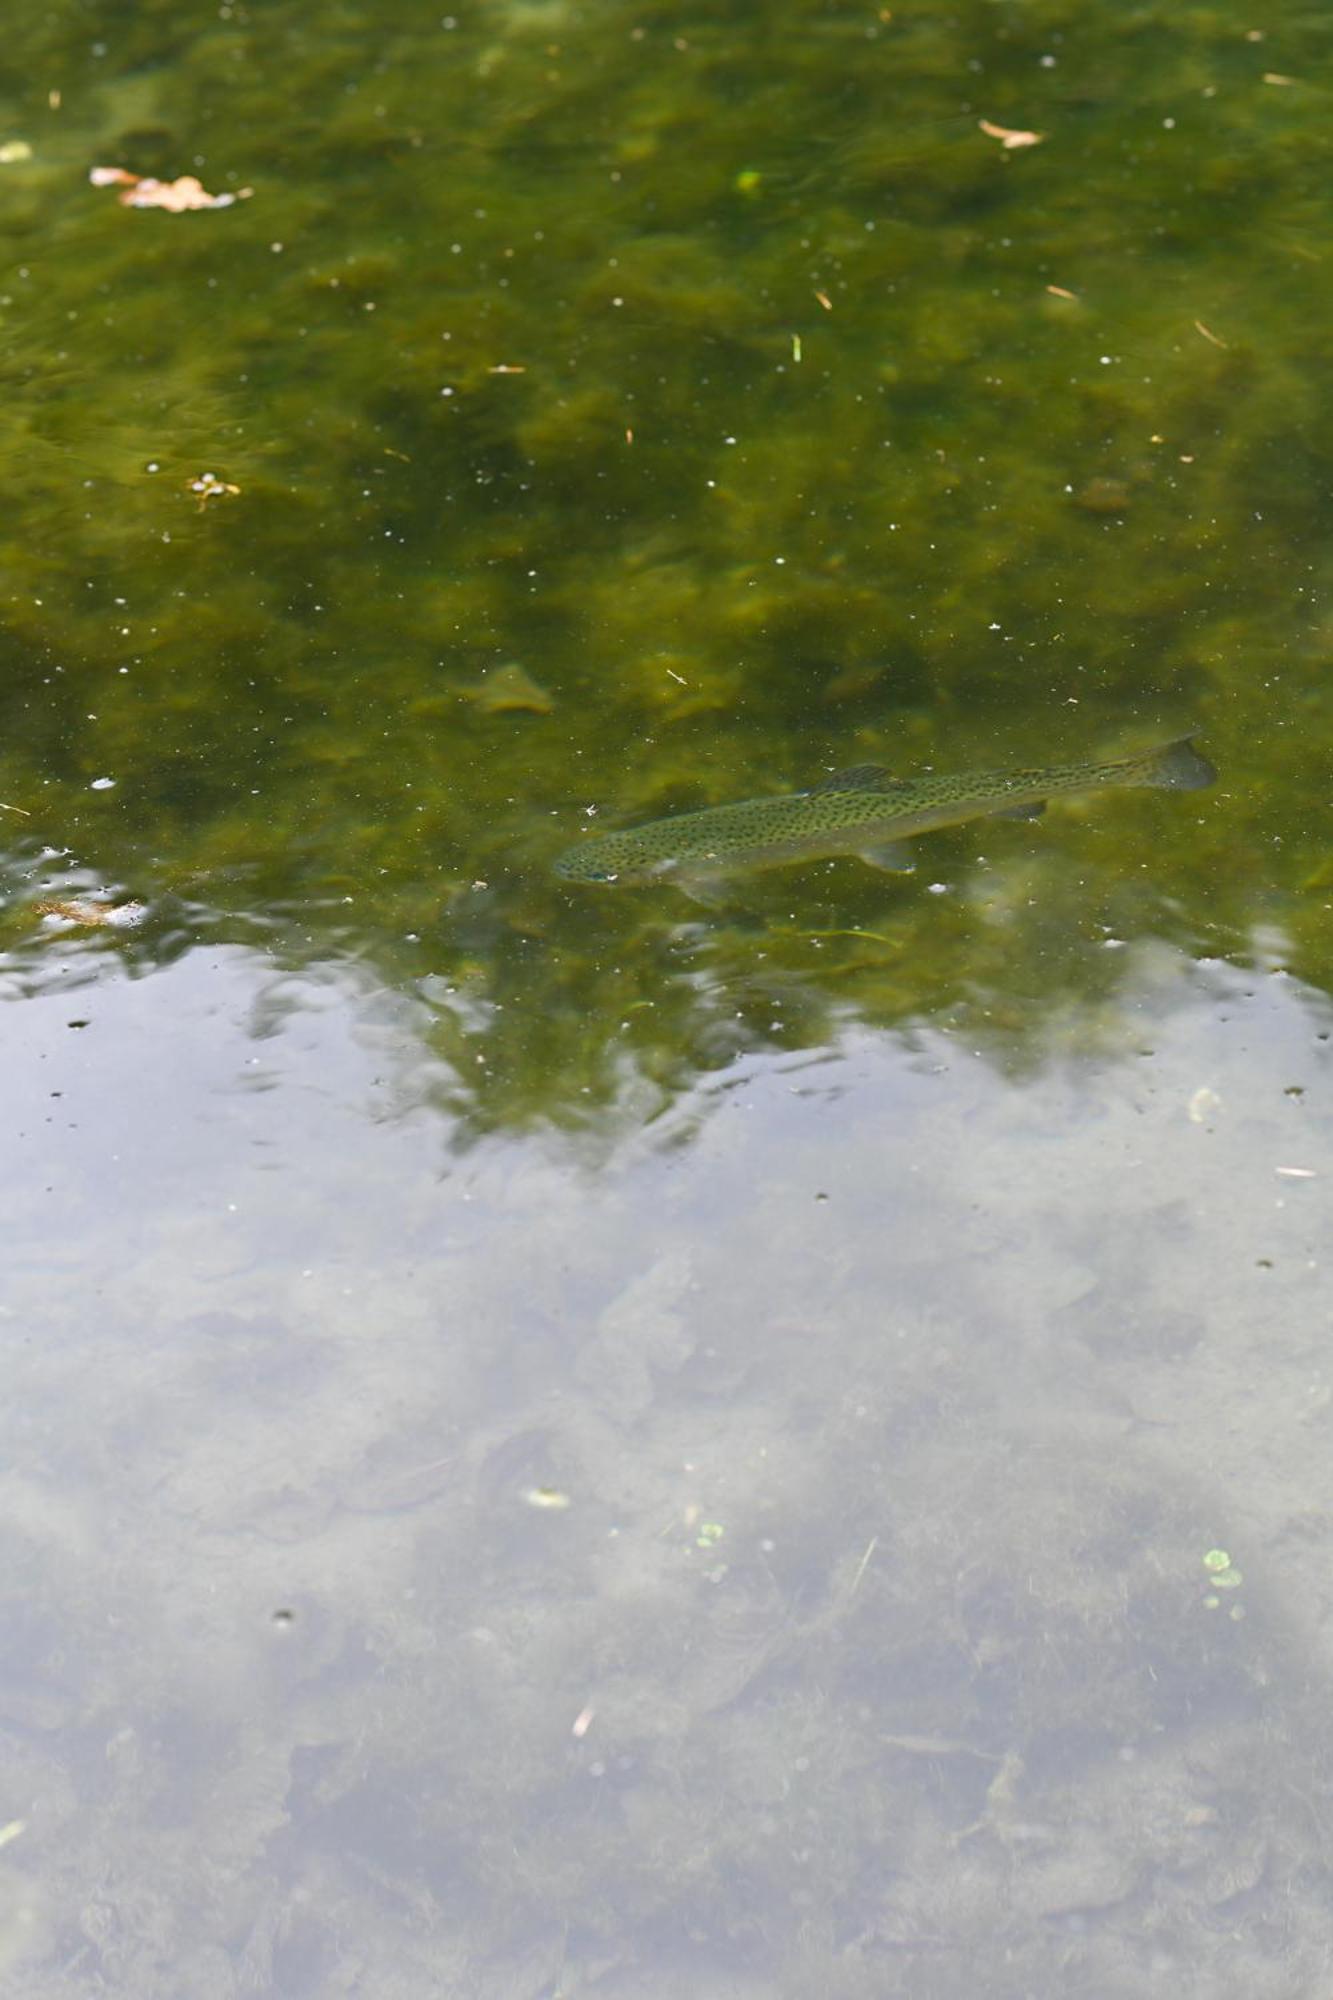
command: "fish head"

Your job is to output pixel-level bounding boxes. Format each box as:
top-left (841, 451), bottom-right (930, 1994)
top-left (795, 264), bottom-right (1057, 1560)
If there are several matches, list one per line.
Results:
top-left (555, 833), bottom-right (676, 886)
top-left (555, 851), bottom-right (622, 884)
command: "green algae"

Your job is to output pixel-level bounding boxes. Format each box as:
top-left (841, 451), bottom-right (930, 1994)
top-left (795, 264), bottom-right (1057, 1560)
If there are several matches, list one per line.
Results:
top-left (0, 0), bottom-right (1330, 1146)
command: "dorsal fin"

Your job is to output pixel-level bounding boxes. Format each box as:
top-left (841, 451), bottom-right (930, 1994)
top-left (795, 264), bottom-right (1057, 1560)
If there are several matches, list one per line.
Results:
top-left (807, 763), bottom-right (900, 794)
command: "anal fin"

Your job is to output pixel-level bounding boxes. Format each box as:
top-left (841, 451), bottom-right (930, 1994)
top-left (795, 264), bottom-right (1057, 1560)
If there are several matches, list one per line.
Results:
top-left (857, 840), bottom-right (916, 874)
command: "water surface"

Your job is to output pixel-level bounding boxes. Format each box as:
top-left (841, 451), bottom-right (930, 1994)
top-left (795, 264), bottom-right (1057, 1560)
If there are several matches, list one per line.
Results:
top-left (2, 0), bottom-right (1331, 1992)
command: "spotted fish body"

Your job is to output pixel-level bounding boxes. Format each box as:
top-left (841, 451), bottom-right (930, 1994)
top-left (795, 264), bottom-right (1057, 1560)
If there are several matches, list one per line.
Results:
top-left (554, 735), bottom-right (1215, 891)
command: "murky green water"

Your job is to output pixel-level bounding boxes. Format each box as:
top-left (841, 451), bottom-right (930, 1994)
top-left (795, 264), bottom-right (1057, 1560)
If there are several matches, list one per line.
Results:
top-left (2, 1), bottom-right (1331, 1993)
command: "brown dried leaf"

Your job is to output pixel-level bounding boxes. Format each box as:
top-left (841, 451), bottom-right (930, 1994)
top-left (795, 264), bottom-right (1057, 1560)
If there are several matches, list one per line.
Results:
top-left (35, 898), bottom-right (147, 929)
top-left (89, 166), bottom-right (252, 210)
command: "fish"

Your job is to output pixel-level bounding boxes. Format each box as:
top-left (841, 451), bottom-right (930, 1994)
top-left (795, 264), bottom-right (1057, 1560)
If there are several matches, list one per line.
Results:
top-left (554, 735), bottom-right (1216, 896)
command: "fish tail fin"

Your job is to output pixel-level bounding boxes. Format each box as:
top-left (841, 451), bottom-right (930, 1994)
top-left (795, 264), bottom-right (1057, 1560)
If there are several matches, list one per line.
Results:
top-left (1139, 734), bottom-right (1217, 791)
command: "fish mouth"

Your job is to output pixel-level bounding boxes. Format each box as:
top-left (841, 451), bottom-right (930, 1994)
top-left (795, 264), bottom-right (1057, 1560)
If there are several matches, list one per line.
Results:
top-left (557, 848), bottom-right (685, 884)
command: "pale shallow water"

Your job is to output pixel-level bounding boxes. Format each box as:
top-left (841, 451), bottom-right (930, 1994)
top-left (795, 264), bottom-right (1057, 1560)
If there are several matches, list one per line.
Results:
top-left (4, 937), bottom-right (1330, 1997)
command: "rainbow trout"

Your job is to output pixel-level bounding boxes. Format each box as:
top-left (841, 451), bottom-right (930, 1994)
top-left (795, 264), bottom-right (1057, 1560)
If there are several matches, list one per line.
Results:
top-left (555, 735), bottom-right (1215, 895)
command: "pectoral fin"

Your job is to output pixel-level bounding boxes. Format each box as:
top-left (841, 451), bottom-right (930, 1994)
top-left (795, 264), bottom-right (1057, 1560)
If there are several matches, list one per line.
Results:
top-left (992, 800), bottom-right (1046, 821)
top-left (857, 840), bottom-right (916, 874)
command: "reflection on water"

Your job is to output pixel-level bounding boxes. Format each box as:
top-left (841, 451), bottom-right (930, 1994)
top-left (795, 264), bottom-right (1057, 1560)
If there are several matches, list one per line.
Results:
top-left (1, 0), bottom-right (1332, 1989)
top-left (2, 942), bottom-right (1330, 1995)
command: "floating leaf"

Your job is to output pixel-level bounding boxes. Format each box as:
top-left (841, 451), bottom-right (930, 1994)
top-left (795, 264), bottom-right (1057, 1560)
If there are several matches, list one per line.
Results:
top-left (89, 166), bottom-right (253, 211)
top-left (35, 898), bottom-right (146, 929)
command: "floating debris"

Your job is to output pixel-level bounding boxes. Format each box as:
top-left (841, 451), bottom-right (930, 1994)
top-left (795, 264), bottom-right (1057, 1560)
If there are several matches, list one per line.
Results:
top-left (188, 472), bottom-right (241, 508)
top-left (978, 118), bottom-right (1045, 150)
top-left (848, 1534), bottom-right (879, 1598)
top-left (0, 141), bottom-right (32, 165)
top-left (90, 166), bottom-right (253, 211)
top-left (35, 897), bottom-right (147, 929)
top-left (1202, 1549), bottom-right (1244, 1608)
